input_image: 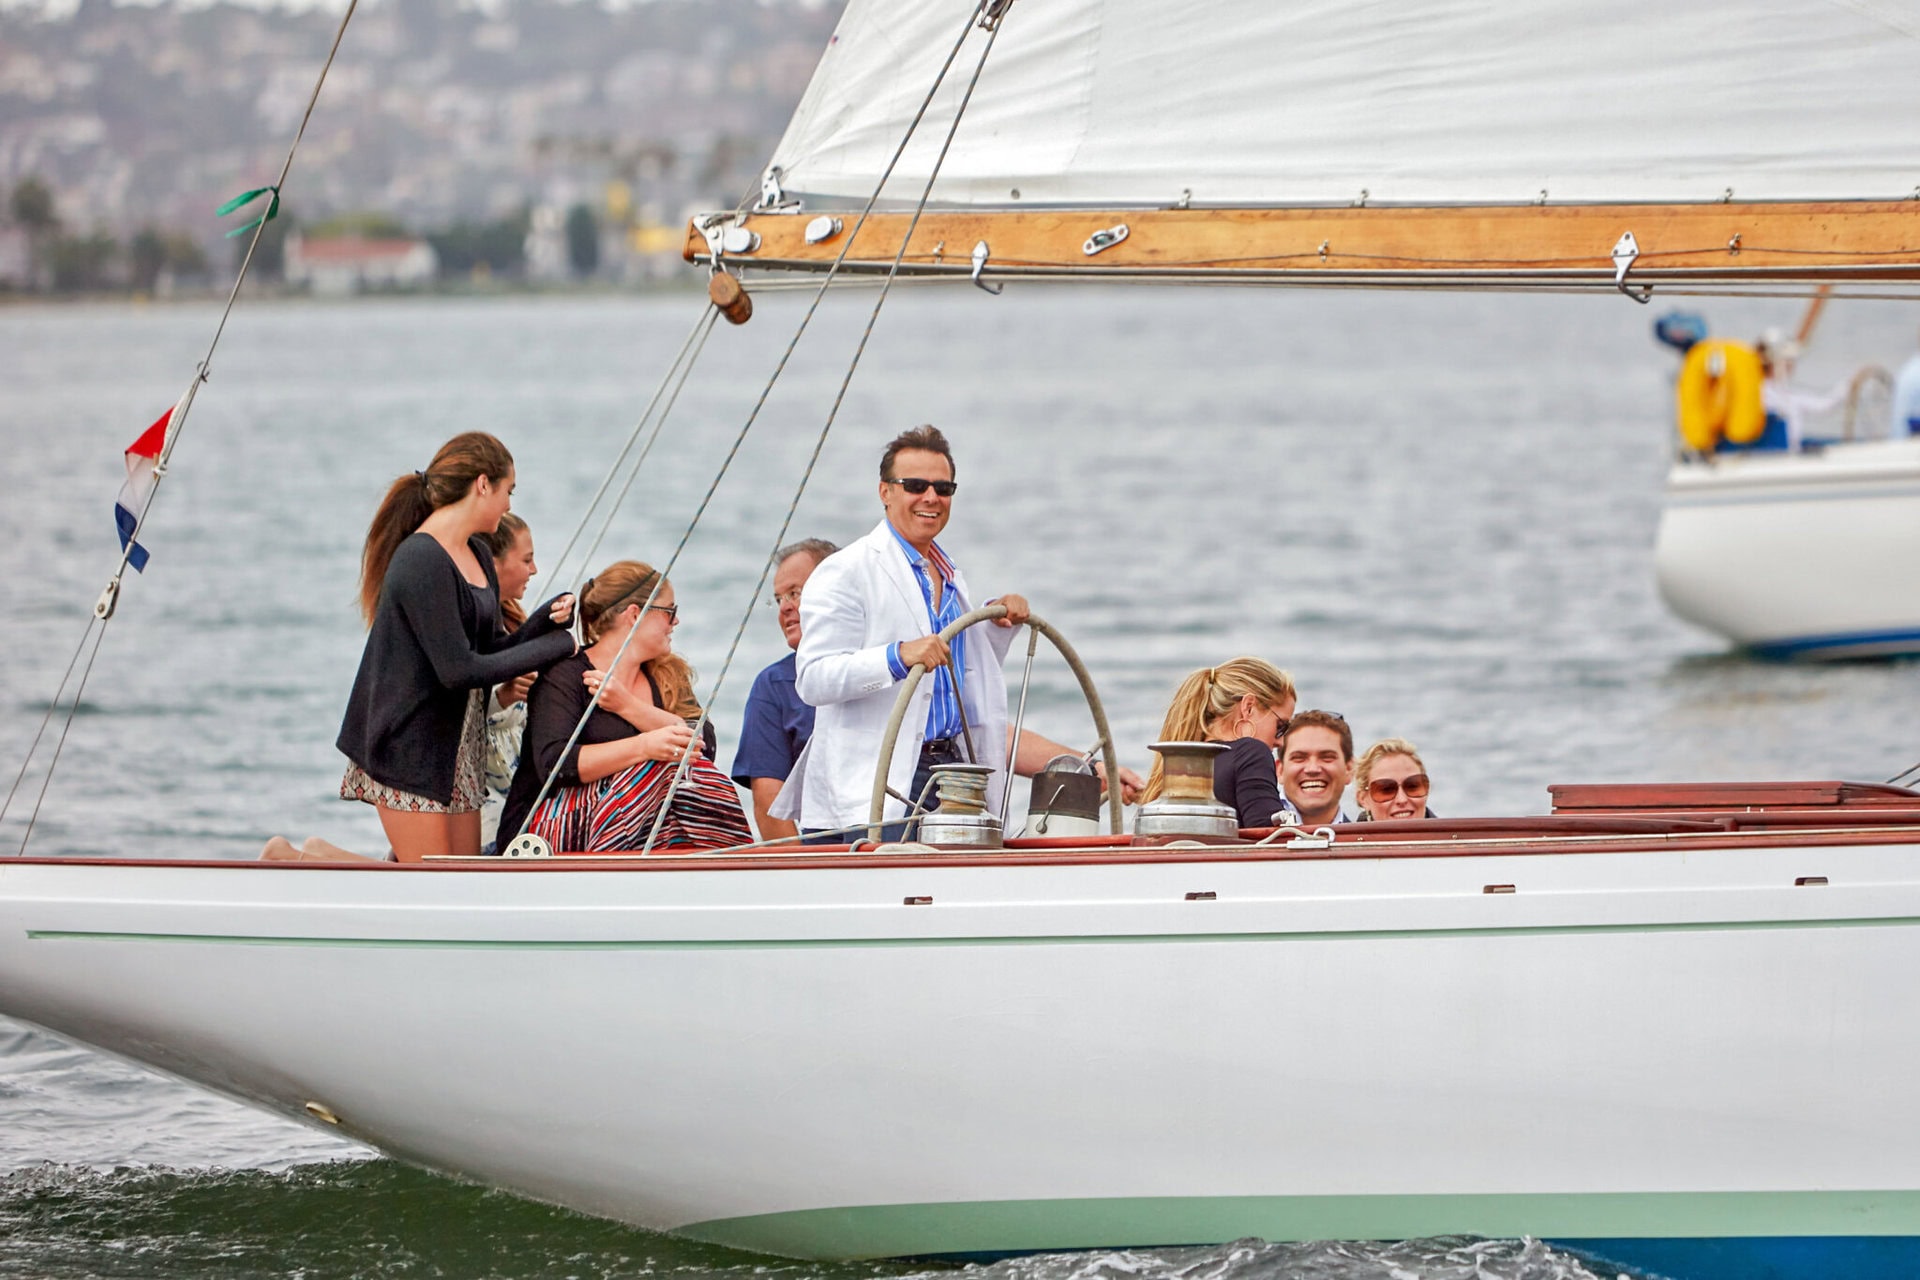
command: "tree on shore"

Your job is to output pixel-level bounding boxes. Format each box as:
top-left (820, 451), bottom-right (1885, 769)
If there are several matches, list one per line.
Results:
top-left (130, 227), bottom-right (211, 293)
top-left (9, 177), bottom-right (58, 235)
top-left (565, 203), bottom-right (598, 278)
top-left (10, 176), bottom-right (61, 289)
top-left (48, 232), bottom-right (117, 291)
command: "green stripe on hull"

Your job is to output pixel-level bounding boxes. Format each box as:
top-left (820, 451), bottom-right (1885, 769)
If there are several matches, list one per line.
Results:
top-left (677, 1191), bottom-right (1920, 1261)
top-left (28, 914), bottom-right (1920, 950)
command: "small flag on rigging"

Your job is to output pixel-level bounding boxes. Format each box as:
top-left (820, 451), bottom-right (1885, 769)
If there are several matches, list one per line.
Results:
top-left (115, 409), bottom-right (170, 572)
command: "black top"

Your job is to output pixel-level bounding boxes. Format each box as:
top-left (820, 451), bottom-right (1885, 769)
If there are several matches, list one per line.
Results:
top-left (496, 650), bottom-right (718, 845)
top-left (335, 532), bottom-right (576, 803)
top-left (1213, 735), bottom-right (1292, 829)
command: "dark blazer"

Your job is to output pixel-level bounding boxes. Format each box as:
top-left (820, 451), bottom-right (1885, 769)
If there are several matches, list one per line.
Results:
top-left (336, 532), bottom-right (575, 803)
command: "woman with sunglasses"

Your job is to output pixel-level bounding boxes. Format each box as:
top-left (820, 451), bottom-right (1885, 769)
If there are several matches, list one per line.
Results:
top-left (1355, 738), bottom-right (1436, 821)
top-left (496, 560), bottom-right (753, 853)
top-left (1142, 657), bottom-right (1299, 830)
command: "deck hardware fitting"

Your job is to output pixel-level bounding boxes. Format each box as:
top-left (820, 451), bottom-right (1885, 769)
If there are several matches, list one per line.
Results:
top-left (932, 240), bottom-right (945, 260)
top-left (1795, 876), bottom-right (1829, 887)
top-left (1318, 240), bottom-right (1330, 260)
top-left (1353, 188), bottom-right (1369, 207)
top-left (708, 269), bottom-right (753, 324)
top-left (756, 166), bottom-right (798, 212)
top-left (1082, 224), bottom-right (1129, 256)
top-left (719, 226), bottom-right (760, 255)
top-left (804, 216), bottom-right (842, 245)
top-left (1723, 187), bottom-right (1735, 202)
top-left (1284, 826), bottom-right (1336, 849)
top-left (1177, 188), bottom-right (1192, 209)
top-left (94, 579), bottom-right (121, 620)
top-left (1611, 231), bottom-right (1652, 304)
top-left (970, 241), bottom-right (1003, 294)
top-left (903, 896), bottom-right (933, 906)
top-left (1727, 232), bottom-right (1741, 255)
top-left (1483, 884), bottom-right (1517, 895)
top-left (501, 833), bottom-right (553, 858)
top-left (304, 1102), bottom-right (341, 1125)
top-left (1184, 891), bottom-right (1217, 901)
top-left (696, 215), bottom-right (731, 266)
top-left (1538, 189), bottom-right (1549, 205)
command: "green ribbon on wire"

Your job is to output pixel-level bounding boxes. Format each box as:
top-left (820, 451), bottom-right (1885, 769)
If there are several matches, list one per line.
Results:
top-left (217, 186), bottom-right (281, 239)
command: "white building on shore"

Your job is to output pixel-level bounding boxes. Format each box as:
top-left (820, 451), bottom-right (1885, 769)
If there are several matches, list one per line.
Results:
top-left (285, 233), bottom-right (437, 295)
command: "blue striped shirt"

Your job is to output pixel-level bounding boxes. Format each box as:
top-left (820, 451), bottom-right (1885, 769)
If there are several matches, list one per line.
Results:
top-left (882, 525), bottom-right (970, 744)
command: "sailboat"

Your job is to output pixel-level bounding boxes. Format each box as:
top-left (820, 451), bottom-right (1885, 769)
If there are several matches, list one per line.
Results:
top-left (1649, 304), bottom-right (1920, 658)
top-left (7, 2), bottom-right (1920, 1279)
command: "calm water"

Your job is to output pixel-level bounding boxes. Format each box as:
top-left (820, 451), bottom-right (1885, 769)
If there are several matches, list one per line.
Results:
top-left (3, 286), bottom-right (1919, 1276)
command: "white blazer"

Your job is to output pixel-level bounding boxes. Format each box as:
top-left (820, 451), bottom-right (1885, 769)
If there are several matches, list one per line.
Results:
top-left (777, 519), bottom-right (1014, 831)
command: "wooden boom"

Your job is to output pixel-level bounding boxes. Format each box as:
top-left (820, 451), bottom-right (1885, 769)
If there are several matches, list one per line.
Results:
top-left (685, 201), bottom-right (1920, 290)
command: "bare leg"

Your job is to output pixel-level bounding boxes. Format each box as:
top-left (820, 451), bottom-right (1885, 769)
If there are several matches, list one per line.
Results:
top-left (376, 807), bottom-right (482, 861)
top-left (263, 835), bottom-right (381, 863)
top-left (300, 836), bottom-right (381, 862)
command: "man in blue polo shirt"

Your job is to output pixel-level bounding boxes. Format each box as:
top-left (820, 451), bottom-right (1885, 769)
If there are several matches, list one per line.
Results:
top-left (731, 538), bottom-right (837, 840)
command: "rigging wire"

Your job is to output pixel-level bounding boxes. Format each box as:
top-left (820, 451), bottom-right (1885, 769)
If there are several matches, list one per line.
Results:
top-left (732, 268), bottom-right (1920, 303)
top-left (0, 618), bottom-right (104, 838)
top-left (3, 0), bottom-right (364, 857)
top-left (540, 305), bottom-right (719, 598)
top-left (641, 0), bottom-right (1014, 855)
top-left (506, 0), bottom-right (1008, 848)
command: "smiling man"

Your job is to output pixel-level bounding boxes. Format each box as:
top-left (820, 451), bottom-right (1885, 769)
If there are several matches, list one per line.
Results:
top-left (782, 426), bottom-right (1030, 837)
top-left (730, 537), bottom-right (837, 842)
top-left (1279, 709), bottom-right (1356, 826)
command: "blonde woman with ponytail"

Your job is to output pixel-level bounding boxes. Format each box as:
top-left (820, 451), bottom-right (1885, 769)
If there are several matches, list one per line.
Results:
top-left (1142, 657), bottom-right (1298, 830)
top-left (495, 561), bottom-right (753, 853)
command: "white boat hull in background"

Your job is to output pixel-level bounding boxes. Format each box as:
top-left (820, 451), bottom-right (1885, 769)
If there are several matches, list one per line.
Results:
top-left (1654, 438), bottom-right (1920, 658)
top-left (6, 844), bottom-right (1920, 1264)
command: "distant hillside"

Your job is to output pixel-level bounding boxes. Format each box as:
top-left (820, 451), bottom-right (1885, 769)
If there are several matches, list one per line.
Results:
top-left (0, 0), bottom-right (840, 257)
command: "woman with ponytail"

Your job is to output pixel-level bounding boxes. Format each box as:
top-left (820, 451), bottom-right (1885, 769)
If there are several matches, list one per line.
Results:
top-left (496, 560), bottom-right (753, 853)
top-left (1141, 657), bottom-right (1299, 831)
top-left (302, 433), bottom-right (576, 861)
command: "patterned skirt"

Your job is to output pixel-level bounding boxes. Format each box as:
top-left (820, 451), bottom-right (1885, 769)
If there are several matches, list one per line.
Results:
top-left (340, 689), bottom-right (488, 814)
top-left (526, 755), bottom-right (753, 853)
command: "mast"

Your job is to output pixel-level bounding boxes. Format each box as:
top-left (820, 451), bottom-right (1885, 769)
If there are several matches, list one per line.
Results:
top-left (685, 0), bottom-right (1920, 293)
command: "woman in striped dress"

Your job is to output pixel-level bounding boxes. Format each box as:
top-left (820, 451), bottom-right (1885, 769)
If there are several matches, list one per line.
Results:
top-left (496, 561), bottom-right (753, 853)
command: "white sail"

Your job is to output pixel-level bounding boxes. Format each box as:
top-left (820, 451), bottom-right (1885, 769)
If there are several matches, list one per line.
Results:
top-left (769, 0), bottom-right (1920, 210)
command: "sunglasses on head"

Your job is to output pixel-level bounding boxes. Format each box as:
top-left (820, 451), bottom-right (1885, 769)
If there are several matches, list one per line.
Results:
top-left (1367, 773), bottom-right (1430, 802)
top-left (888, 477), bottom-right (958, 497)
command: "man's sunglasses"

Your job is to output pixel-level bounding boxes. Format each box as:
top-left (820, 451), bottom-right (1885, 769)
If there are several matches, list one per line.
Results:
top-left (887, 477), bottom-right (958, 497)
top-left (1366, 774), bottom-right (1430, 802)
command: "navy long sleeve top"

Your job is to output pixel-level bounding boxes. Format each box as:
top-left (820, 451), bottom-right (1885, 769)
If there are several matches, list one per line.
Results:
top-left (336, 531), bottom-right (576, 803)
top-left (1213, 735), bottom-right (1294, 830)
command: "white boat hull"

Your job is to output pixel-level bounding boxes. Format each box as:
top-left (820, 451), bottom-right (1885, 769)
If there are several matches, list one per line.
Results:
top-left (6, 839), bottom-right (1920, 1262)
top-left (1653, 438), bottom-right (1920, 658)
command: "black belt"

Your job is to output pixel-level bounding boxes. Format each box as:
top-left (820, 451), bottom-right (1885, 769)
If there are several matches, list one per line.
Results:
top-left (920, 737), bottom-right (963, 760)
